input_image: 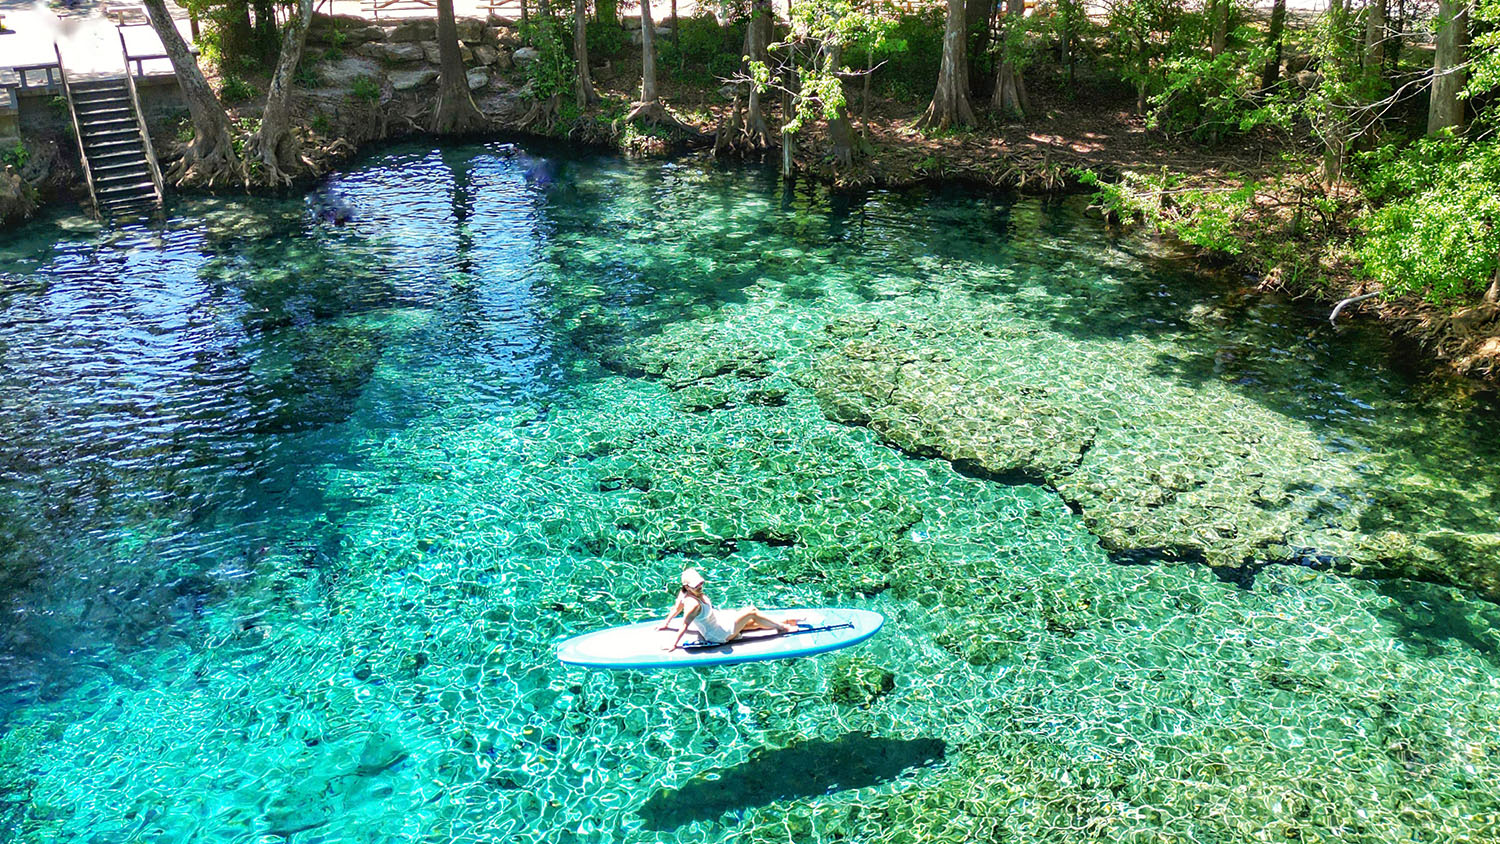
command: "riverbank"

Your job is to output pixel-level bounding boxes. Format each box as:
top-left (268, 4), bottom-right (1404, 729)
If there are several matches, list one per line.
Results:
top-left (4, 11), bottom-right (1497, 388)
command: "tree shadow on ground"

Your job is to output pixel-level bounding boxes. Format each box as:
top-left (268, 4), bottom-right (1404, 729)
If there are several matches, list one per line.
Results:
top-left (636, 732), bottom-right (947, 831)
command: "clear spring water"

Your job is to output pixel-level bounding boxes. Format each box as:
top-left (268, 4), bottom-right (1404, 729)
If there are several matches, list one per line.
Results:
top-left (1, 141), bottom-right (1499, 843)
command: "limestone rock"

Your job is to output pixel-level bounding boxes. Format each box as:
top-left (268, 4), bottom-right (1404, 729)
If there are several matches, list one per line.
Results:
top-left (473, 44), bottom-right (498, 66)
top-left (388, 68), bottom-right (439, 91)
top-left (356, 41), bottom-right (426, 64)
top-left (466, 68), bottom-right (490, 91)
top-left (421, 41), bottom-right (473, 64)
top-left (317, 56), bottom-right (382, 87)
top-left (493, 47), bottom-right (514, 70)
top-left (513, 46), bottom-right (541, 65)
top-left (456, 17), bottom-right (486, 43)
top-left (307, 13), bottom-right (385, 45)
top-left (385, 18), bottom-right (437, 42)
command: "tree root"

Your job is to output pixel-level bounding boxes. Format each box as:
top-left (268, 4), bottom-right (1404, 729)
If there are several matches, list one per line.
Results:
top-left (166, 128), bottom-right (246, 189)
top-left (519, 94), bottom-right (561, 133)
top-left (625, 99), bottom-right (687, 130)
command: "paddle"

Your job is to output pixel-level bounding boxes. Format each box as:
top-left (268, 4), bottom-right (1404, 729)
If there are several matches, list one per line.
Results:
top-left (680, 621), bottom-right (855, 650)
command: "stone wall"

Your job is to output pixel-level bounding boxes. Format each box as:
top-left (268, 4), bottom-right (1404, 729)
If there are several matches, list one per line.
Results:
top-left (305, 13), bottom-right (523, 98)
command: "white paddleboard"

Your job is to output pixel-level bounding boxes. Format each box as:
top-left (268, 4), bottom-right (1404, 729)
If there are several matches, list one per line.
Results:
top-left (556, 608), bottom-right (884, 669)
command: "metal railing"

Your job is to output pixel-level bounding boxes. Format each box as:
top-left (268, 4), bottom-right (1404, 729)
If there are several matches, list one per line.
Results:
top-left (52, 44), bottom-right (99, 215)
top-left (118, 27), bottom-right (165, 208)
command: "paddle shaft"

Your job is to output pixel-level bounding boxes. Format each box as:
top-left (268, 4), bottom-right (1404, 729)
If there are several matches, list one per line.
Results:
top-left (681, 621), bottom-right (855, 650)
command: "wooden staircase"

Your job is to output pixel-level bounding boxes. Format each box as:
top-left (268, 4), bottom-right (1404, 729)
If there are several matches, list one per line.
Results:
top-left (63, 75), bottom-right (164, 217)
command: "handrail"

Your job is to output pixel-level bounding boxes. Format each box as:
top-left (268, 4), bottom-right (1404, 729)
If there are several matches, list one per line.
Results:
top-left (53, 43), bottom-right (99, 216)
top-left (118, 26), bottom-right (165, 208)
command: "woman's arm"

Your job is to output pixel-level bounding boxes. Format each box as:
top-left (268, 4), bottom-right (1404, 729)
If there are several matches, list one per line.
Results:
top-left (668, 604), bottom-right (700, 651)
top-left (657, 597), bottom-right (684, 631)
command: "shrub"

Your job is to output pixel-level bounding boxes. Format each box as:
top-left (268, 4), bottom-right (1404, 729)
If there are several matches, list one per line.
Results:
top-left (350, 75), bottom-right (381, 103)
top-left (1355, 137), bottom-right (1500, 304)
top-left (660, 13), bottom-right (744, 84)
top-left (520, 15), bottom-right (575, 100)
top-left (870, 10), bottom-right (943, 100)
top-left (294, 63), bottom-right (322, 88)
top-left (219, 74), bottom-right (256, 102)
top-left (587, 19), bottom-right (628, 60)
top-left (2, 141), bottom-right (29, 171)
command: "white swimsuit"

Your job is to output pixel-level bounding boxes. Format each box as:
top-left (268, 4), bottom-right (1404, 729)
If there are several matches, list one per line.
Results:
top-left (690, 595), bottom-right (735, 644)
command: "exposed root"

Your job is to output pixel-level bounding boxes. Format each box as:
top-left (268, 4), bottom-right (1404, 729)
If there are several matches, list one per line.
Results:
top-left (518, 94), bottom-right (561, 133)
top-left (625, 99), bottom-right (687, 130)
top-left (166, 128), bottom-right (246, 189)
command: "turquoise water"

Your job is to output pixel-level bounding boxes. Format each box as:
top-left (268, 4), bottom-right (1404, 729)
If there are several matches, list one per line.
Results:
top-left (2, 142), bottom-right (1500, 843)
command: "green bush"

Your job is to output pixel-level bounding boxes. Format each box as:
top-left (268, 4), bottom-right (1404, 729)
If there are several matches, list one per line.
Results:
top-left (219, 75), bottom-right (256, 102)
top-left (520, 15), bottom-right (576, 100)
top-left (1356, 137), bottom-right (1500, 304)
top-left (869, 11), bottom-right (942, 100)
top-left (660, 13), bottom-right (744, 84)
top-left (587, 19), bottom-right (628, 60)
top-left (350, 75), bottom-right (381, 103)
top-left (2, 141), bottom-right (28, 171)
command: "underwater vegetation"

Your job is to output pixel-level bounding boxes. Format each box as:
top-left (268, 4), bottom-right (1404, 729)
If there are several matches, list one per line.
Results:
top-left (0, 144), bottom-right (1498, 842)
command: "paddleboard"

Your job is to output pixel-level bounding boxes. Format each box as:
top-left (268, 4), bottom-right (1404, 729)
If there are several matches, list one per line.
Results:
top-left (556, 608), bottom-right (884, 669)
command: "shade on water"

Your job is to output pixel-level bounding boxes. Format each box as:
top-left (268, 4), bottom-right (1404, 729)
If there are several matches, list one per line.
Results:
top-left (0, 141), bottom-right (1498, 843)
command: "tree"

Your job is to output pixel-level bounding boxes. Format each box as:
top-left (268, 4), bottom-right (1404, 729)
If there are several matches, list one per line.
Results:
top-left (1209, 0), bottom-right (1230, 57)
top-left (1364, 0), bottom-right (1387, 85)
top-left (142, 0), bottom-right (243, 187)
top-left (574, 0), bottom-right (598, 109)
top-left (991, 0), bottom-right (1029, 117)
top-left (1260, 0), bottom-right (1287, 89)
top-left (628, 0), bottom-right (674, 123)
top-left (432, 0), bottom-right (487, 133)
top-left (965, 0), bottom-right (991, 99)
top-left (916, 0), bottom-right (975, 130)
top-left (1427, 0), bottom-right (1468, 135)
top-left (249, 0), bottom-right (313, 185)
top-left (719, 0), bottom-right (776, 153)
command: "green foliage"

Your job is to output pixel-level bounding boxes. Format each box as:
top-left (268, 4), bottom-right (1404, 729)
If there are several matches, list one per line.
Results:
top-left (587, 19), bottom-right (628, 61)
top-left (1355, 137), bottom-right (1500, 304)
top-left (1466, 0), bottom-right (1500, 124)
top-left (219, 74), bottom-right (257, 103)
top-left (520, 15), bottom-right (576, 101)
top-left (294, 62), bottom-right (322, 89)
top-left (2, 141), bottom-right (28, 171)
top-left (350, 75), bottom-right (381, 103)
top-left (869, 10), bottom-right (941, 100)
top-left (1080, 168), bottom-right (1258, 255)
top-left (1148, 34), bottom-right (1276, 143)
top-left (310, 113), bottom-right (334, 135)
top-left (660, 13), bottom-right (744, 83)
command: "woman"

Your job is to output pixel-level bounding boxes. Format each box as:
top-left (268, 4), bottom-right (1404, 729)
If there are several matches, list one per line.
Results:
top-left (658, 568), bottom-right (798, 650)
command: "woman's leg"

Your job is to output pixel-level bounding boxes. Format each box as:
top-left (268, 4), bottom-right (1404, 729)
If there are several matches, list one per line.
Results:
top-left (727, 611), bottom-right (797, 640)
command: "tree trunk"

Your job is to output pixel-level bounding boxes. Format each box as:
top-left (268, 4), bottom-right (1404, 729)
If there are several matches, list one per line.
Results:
top-left (740, 0), bottom-right (773, 149)
top-left (827, 45), bottom-right (854, 167)
top-left (1260, 0), bottom-right (1286, 89)
top-left (1364, 0), bottom-right (1386, 83)
top-left (222, 0), bottom-right (256, 67)
top-left (1210, 0), bottom-right (1229, 57)
top-left (432, 0), bottom-right (487, 133)
top-left (1485, 261), bottom-right (1500, 304)
top-left (915, 0), bottom-right (975, 131)
top-left (670, 0), bottom-right (679, 46)
top-left (250, 0), bottom-right (313, 185)
top-left (141, 0), bottom-right (242, 187)
top-left (252, 0), bottom-right (278, 58)
top-left (575, 0), bottom-right (598, 108)
top-left (965, 0), bottom-right (990, 100)
top-left (627, 0), bottom-right (675, 123)
top-left (1427, 0), bottom-right (1467, 135)
top-left (991, 0), bottom-right (1028, 117)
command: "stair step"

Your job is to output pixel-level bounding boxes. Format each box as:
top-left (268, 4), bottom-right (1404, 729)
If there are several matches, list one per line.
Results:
top-left (87, 149), bottom-right (145, 165)
top-left (95, 170), bottom-right (151, 186)
top-left (71, 90), bottom-right (129, 105)
top-left (84, 136), bottom-right (144, 151)
top-left (83, 125), bottom-right (141, 139)
top-left (83, 117), bottom-right (139, 131)
top-left (71, 79), bottom-right (129, 91)
top-left (76, 105), bottom-right (132, 118)
top-left (96, 183), bottom-right (155, 197)
top-left (93, 159), bottom-right (150, 174)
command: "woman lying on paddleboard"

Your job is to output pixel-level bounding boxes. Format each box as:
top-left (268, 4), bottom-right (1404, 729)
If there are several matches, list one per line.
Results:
top-left (658, 568), bottom-right (800, 650)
